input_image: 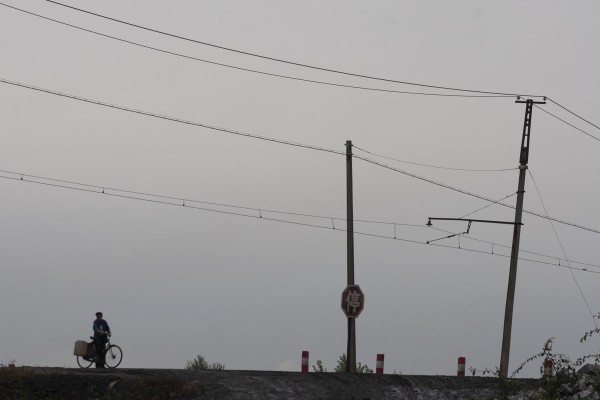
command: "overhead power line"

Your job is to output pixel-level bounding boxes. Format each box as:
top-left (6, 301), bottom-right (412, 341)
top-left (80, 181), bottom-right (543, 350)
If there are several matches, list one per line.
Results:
top-left (3, 5), bottom-right (596, 142)
top-left (2, 168), bottom-right (596, 271)
top-left (352, 144), bottom-right (517, 172)
top-left (460, 192), bottom-right (517, 219)
top-left (352, 154), bottom-right (600, 234)
top-left (4, 4), bottom-right (597, 141)
top-left (0, 2), bottom-right (511, 99)
top-left (43, 0), bottom-right (545, 98)
top-left (2, 76), bottom-right (598, 235)
top-left (535, 104), bottom-right (600, 143)
top-left (1, 169), bottom-right (598, 274)
top-left (546, 98), bottom-right (600, 132)
top-left (431, 225), bottom-right (600, 271)
top-left (0, 77), bottom-right (343, 157)
top-left (528, 169), bottom-right (598, 328)
top-left (427, 241), bottom-right (599, 274)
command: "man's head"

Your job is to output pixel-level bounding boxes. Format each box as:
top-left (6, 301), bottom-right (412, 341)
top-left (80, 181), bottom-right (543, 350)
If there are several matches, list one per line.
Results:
top-left (95, 312), bottom-right (103, 319)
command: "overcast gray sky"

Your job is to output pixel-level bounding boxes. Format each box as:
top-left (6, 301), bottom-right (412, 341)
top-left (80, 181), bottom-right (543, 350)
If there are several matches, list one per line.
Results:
top-left (1, 0), bottom-right (599, 377)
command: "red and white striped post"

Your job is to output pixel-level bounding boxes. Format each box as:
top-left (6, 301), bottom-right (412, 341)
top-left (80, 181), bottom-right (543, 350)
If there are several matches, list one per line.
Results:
top-left (301, 351), bottom-right (309, 373)
top-left (543, 358), bottom-right (553, 378)
top-left (376, 354), bottom-right (384, 374)
top-left (457, 357), bottom-right (466, 377)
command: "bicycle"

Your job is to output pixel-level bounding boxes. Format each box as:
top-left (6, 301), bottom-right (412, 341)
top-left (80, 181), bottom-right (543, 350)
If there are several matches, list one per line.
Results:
top-left (76, 334), bottom-right (123, 369)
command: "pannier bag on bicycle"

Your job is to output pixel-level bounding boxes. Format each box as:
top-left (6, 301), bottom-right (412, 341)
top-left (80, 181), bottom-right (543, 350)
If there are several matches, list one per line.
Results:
top-left (73, 340), bottom-right (89, 357)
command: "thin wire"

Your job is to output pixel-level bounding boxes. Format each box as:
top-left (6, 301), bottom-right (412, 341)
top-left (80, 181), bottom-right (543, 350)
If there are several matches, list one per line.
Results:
top-left (10, 3), bottom-right (600, 149)
top-left (535, 105), bottom-right (600, 143)
top-left (3, 77), bottom-right (599, 235)
top-left (0, 78), bottom-right (536, 219)
top-left (5, 166), bottom-right (599, 270)
top-left (428, 241), bottom-right (600, 274)
top-left (431, 226), bottom-right (600, 271)
top-left (2, 172), bottom-right (599, 274)
top-left (460, 192), bottom-right (517, 219)
top-left (0, 3), bottom-right (511, 100)
top-left (352, 144), bottom-right (517, 172)
top-left (353, 153), bottom-right (600, 234)
top-left (546, 97), bottom-right (600, 132)
top-left (0, 168), bottom-right (404, 223)
top-left (16, 2), bottom-right (600, 136)
top-left (528, 169), bottom-right (598, 328)
top-left (0, 78), bottom-right (344, 157)
top-left (43, 0), bottom-right (545, 98)
top-left (0, 168), bottom-right (496, 231)
top-left (12, 4), bottom-right (600, 147)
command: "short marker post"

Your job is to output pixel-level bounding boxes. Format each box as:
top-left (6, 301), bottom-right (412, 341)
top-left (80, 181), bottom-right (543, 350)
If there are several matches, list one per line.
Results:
top-left (457, 357), bottom-right (466, 377)
top-left (376, 354), bottom-right (384, 374)
top-left (543, 358), bottom-right (553, 378)
top-left (301, 351), bottom-right (309, 373)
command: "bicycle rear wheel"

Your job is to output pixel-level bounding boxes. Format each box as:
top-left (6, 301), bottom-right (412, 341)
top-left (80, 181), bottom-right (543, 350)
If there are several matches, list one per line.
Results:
top-left (104, 345), bottom-right (123, 368)
top-left (77, 356), bottom-right (93, 368)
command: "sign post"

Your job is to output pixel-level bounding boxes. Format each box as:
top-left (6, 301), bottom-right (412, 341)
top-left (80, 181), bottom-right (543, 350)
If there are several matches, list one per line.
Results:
top-left (345, 140), bottom-right (357, 372)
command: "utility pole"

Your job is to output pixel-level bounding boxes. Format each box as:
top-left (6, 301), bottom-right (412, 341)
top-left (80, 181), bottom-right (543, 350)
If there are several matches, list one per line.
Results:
top-left (499, 97), bottom-right (546, 379)
top-left (345, 140), bottom-right (356, 373)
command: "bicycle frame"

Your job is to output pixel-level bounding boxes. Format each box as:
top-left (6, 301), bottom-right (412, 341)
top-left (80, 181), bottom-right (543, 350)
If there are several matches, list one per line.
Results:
top-left (77, 335), bottom-right (123, 368)
top-left (88, 336), bottom-right (111, 360)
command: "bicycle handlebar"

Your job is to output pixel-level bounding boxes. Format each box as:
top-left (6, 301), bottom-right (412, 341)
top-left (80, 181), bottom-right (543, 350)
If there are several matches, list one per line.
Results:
top-left (90, 332), bottom-right (111, 340)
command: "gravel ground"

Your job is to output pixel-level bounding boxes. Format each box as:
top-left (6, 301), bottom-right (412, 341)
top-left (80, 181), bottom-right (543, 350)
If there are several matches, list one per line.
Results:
top-left (0, 367), bottom-right (541, 399)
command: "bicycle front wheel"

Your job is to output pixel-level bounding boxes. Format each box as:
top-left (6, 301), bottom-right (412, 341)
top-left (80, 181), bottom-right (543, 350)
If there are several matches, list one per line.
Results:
top-left (76, 356), bottom-right (93, 368)
top-left (104, 345), bottom-right (123, 368)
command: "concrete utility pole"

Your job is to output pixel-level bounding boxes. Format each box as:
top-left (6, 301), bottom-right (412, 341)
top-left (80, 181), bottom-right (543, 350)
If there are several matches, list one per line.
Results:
top-left (346, 140), bottom-right (356, 373)
top-left (499, 97), bottom-right (546, 379)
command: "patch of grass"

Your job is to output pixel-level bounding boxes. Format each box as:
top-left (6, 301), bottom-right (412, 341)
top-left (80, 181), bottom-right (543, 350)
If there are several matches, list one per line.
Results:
top-left (0, 362), bottom-right (33, 400)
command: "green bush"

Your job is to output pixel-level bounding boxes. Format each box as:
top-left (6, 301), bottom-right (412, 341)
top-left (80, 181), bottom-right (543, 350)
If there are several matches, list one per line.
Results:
top-left (185, 354), bottom-right (225, 370)
top-left (312, 353), bottom-right (373, 373)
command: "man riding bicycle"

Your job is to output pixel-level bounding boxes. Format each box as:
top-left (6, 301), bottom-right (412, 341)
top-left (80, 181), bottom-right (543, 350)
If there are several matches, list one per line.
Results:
top-left (93, 312), bottom-right (111, 368)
